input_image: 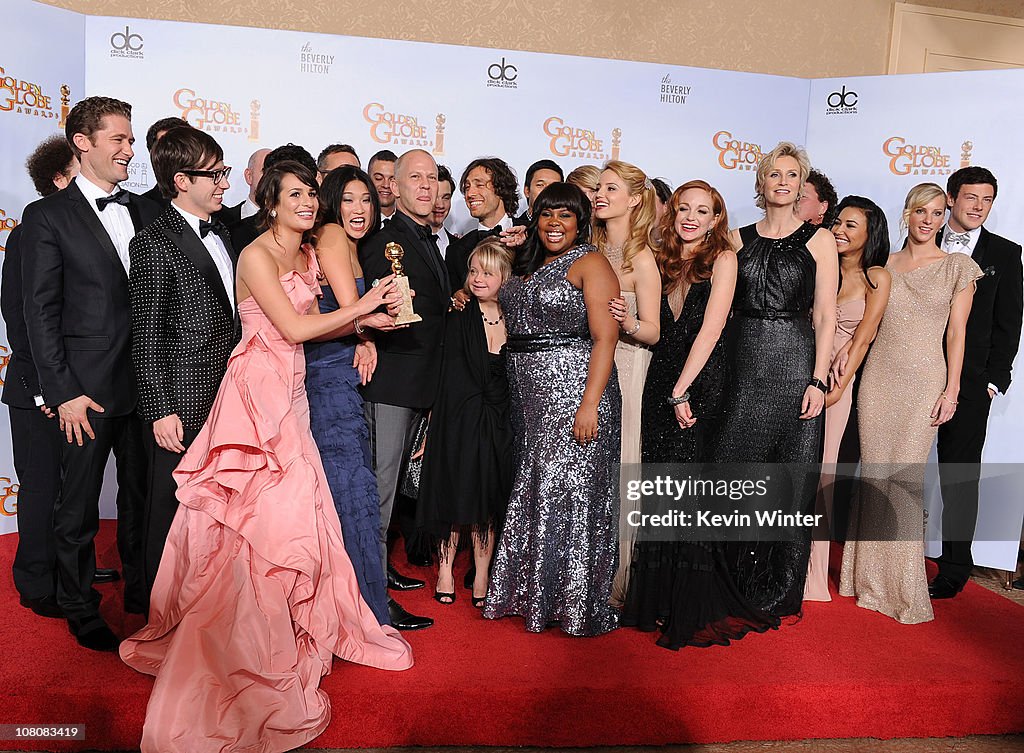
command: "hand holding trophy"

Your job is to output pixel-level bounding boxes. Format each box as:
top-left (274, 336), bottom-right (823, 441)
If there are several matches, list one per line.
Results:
top-left (382, 242), bottom-right (422, 325)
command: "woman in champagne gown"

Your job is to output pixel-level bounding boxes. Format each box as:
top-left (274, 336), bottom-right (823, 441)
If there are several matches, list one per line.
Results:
top-left (593, 161), bottom-right (662, 605)
top-left (711, 143), bottom-right (837, 619)
top-left (484, 182), bottom-right (622, 636)
top-left (840, 183), bottom-right (980, 624)
top-left (120, 162), bottom-right (412, 753)
top-left (804, 196), bottom-right (891, 601)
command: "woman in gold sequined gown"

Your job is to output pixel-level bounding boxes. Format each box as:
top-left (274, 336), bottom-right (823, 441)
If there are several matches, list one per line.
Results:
top-left (840, 183), bottom-right (981, 624)
top-left (593, 161), bottom-right (662, 606)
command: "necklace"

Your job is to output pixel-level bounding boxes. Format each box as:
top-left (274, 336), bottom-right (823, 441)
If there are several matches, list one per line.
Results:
top-left (481, 309), bottom-right (503, 326)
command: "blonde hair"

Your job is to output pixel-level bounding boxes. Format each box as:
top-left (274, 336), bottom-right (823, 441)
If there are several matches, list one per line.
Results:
top-left (900, 182), bottom-right (946, 231)
top-left (566, 164), bottom-right (601, 194)
top-left (754, 141), bottom-right (811, 210)
top-left (592, 160), bottom-right (656, 274)
top-left (465, 238), bottom-right (514, 290)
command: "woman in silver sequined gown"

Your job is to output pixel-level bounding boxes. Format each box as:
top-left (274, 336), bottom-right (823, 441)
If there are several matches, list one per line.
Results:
top-left (484, 183), bottom-right (623, 636)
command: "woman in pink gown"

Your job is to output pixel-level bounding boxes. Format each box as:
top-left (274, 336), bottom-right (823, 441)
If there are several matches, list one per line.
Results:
top-left (120, 161), bottom-right (413, 753)
top-left (804, 196), bottom-right (891, 601)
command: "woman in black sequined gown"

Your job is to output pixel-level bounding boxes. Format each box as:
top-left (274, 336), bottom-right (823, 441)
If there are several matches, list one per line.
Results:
top-left (711, 143), bottom-right (837, 619)
top-left (622, 181), bottom-right (780, 648)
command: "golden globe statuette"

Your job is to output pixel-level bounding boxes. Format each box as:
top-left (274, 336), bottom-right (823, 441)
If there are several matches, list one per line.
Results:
top-left (384, 242), bottom-right (422, 325)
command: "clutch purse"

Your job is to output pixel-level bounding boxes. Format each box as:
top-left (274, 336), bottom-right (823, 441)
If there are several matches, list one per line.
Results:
top-left (399, 413), bottom-right (429, 499)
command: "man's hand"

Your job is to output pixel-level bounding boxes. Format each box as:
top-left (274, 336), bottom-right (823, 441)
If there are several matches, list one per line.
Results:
top-left (153, 413), bottom-right (186, 453)
top-left (58, 395), bottom-right (104, 446)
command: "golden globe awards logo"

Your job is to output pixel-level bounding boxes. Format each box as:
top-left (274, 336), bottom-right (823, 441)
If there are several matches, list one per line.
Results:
top-left (882, 136), bottom-right (952, 176)
top-left (109, 26), bottom-right (144, 59)
top-left (0, 66), bottom-right (59, 120)
top-left (543, 117), bottom-right (620, 160)
top-left (173, 88), bottom-right (250, 136)
top-left (122, 162), bottom-right (151, 193)
top-left (0, 209), bottom-right (17, 253)
top-left (713, 130), bottom-right (762, 170)
top-left (363, 102), bottom-right (446, 155)
top-left (299, 42), bottom-right (333, 75)
top-left (659, 74), bottom-right (690, 105)
top-left (487, 57), bottom-right (518, 89)
top-left (0, 474), bottom-right (19, 517)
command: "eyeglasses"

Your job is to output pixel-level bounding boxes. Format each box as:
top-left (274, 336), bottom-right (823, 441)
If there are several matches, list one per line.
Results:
top-left (181, 166), bottom-right (232, 184)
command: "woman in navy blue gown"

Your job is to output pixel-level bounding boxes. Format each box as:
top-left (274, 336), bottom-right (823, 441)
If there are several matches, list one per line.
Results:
top-left (306, 166), bottom-right (398, 625)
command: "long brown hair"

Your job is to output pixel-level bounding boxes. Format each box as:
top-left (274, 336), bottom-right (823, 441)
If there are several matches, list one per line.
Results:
top-left (656, 180), bottom-right (732, 293)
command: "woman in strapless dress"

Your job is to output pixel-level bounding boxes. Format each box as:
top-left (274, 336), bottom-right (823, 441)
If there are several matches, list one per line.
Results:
top-left (804, 196), bottom-right (891, 601)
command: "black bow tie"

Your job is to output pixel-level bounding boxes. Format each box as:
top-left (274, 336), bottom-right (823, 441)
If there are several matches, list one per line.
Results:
top-left (199, 218), bottom-right (227, 239)
top-left (483, 225), bottom-right (504, 238)
top-left (96, 189), bottom-right (130, 211)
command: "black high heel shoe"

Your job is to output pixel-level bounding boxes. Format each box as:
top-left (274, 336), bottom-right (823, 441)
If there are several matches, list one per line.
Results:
top-left (471, 595), bottom-right (486, 608)
top-left (434, 589), bottom-right (456, 605)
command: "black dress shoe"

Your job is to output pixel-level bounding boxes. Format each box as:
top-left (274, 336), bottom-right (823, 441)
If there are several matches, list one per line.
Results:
top-left (407, 553), bottom-right (432, 567)
top-left (19, 594), bottom-right (63, 619)
top-left (387, 564), bottom-right (424, 591)
top-left (93, 568), bottom-right (120, 584)
top-left (387, 598), bottom-right (434, 631)
top-left (70, 620), bottom-right (120, 652)
top-left (1012, 577), bottom-right (1024, 591)
top-left (928, 575), bottom-right (962, 600)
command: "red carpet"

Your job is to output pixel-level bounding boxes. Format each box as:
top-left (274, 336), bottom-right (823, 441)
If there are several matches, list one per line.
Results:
top-left (1, 523), bottom-right (1023, 750)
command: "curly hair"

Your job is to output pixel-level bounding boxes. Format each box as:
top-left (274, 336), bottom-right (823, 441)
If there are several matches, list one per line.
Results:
top-left (805, 168), bottom-right (839, 226)
top-left (25, 134), bottom-right (76, 197)
top-left (591, 160), bottom-right (656, 275)
top-left (460, 157), bottom-right (519, 218)
top-left (656, 180), bottom-right (732, 292)
top-left (65, 96), bottom-right (132, 159)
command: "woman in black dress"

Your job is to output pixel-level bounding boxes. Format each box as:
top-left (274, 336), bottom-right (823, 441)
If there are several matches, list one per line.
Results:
top-left (711, 142), bottom-right (838, 619)
top-left (416, 240), bottom-right (514, 606)
top-left (622, 180), bottom-right (780, 648)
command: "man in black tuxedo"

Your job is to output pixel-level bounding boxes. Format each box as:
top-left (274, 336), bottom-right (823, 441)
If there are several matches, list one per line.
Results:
top-left (428, 164), bottom-right (458, 260)
top-left (368, 150), bottom-right (398, 225)
top-left (446, 157), bottom-right (520, 286)
top-left (512, 158), bottom-right (562, 226)
top-left (140, 117), bottom-right (189, 206)
top-left (129, 127), bottom-right (239, 606)
top-left (231, 143), bottom-right (317, 253)
top-left (317, 143), bottom-right (360, 177)
top-left (359, 148), bottom-right (449, 630)
top-left (20, 96), bottom-right (161, 650)
top-left (2, 135), bottom-right (80, 619)
top-left (930, 166), bottom-right (1023, 599)
top-left (216, 147), bottom-right (268, 233)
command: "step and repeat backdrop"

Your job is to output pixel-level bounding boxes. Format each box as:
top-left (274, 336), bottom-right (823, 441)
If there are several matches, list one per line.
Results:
top-left (2, 0), bottom-right (1022, 567)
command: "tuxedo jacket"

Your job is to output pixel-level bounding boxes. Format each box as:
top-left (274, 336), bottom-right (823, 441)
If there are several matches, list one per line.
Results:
top-left (358, 210), bottom-right (451, 409)
top-left (129, 206), bottom-right (240, 431)
top-left (938, 226), bottom-right (1023, 395)
top-left (214, 200), bottom-right (244, 228)
top-left (142, 185), bottom-right (170, 208)
top-left (1, 225), bottom-right (42, 409)
top-left (230, 215), bottom-right (261, 255)
top-left (446, 228), bottom-right (499, 290)
top-left (20, 182), bottom-right (161, 414)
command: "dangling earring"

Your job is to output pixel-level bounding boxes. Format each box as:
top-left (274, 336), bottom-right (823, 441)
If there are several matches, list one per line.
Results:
top-left (270, 209), bottom-right (277, 218)
top-left (704, 229), bottom-right (711, 242)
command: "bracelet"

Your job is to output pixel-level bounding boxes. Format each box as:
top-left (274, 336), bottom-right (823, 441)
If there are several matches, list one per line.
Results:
top-left (666, 391), bottom-right (691, 406)
top-left (808, 377), bottom-right (827, 394)
top-left (354, 316), bottom-right (366, 336)
top-left (940, 392), bottom-right (958, 406)
top-left (623, 319), bottom-right (641, 337)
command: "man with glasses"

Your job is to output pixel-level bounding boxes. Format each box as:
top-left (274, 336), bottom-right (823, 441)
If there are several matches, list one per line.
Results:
top-left (21, 97), bottom-right (161, 650)
top-left (128, 127), bottom-right (240, 608)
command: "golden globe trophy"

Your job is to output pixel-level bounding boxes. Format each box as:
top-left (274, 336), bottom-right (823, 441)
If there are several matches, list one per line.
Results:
top-left (384, 242), bottom-right (422, 325)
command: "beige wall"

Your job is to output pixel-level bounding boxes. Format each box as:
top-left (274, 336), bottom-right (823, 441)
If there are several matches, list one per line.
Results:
top-left (41, 0), bottom-right (1024, 78)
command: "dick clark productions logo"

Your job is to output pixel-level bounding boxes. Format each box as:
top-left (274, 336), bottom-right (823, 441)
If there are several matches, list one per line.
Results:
top-left (110, 26), bottom-right (144, 59)
top-left (487, 58), bottom-right (517, 89)
top-left (826, 85), bottom-right (857, 115)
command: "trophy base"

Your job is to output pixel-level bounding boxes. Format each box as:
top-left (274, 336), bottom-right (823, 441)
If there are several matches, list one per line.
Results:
top-left (393, 275), bottom-right (421, 325)
top-left (394, 311), bottom-right (423, 325)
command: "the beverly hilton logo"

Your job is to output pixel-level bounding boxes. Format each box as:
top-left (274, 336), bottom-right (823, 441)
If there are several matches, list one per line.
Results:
top-left (0, 66), bottom-right (68, 123)
top-left (713, 130), bottom-right (763, 170)
top-left (882, 136), bottom-right (952, 176)
top-left (299, 42), bottom-right (333, 75)
top-left (174, 88), bottom-right (259, 139)
top-left (543, 117), bottom-right (620, 161)
top-left (363, 102), bottom-right (446, 155)
top-left (659, 74), bottom-right (690, 105)
top-left (0, 209), bottom-right (17, 253)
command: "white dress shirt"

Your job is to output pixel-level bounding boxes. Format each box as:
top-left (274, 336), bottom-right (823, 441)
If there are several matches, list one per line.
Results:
top-left (171, 203), bottom-right (236, 310)
top-left (76, 175), bottom-right (135, 274)
top-left (477, 214), bottom-right (514, 233)
top-left (239, 198), bottom-right (259, 220)
top-left (432, 227), bottom-right (451, 259)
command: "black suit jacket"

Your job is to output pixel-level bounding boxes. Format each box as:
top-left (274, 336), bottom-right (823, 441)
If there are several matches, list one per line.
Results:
top-left (446, 228), bottom-right (500, 290)
top-left (20, 181), bottom-right (161, 414)
top-left (938, 226), bottom-right (1023, 395)
top-left (129, 205), bottom-right (240, 431)
top-left (142, 185), bottom-right (170, 207)
top-left (358, 210), bottom-right (451, 409)
top-left (214, 200), bottom-right (243, 228)
top-left (1, 225), bottom-right (42, 409)
top-left (230, 215), bottom-right (260, 254)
